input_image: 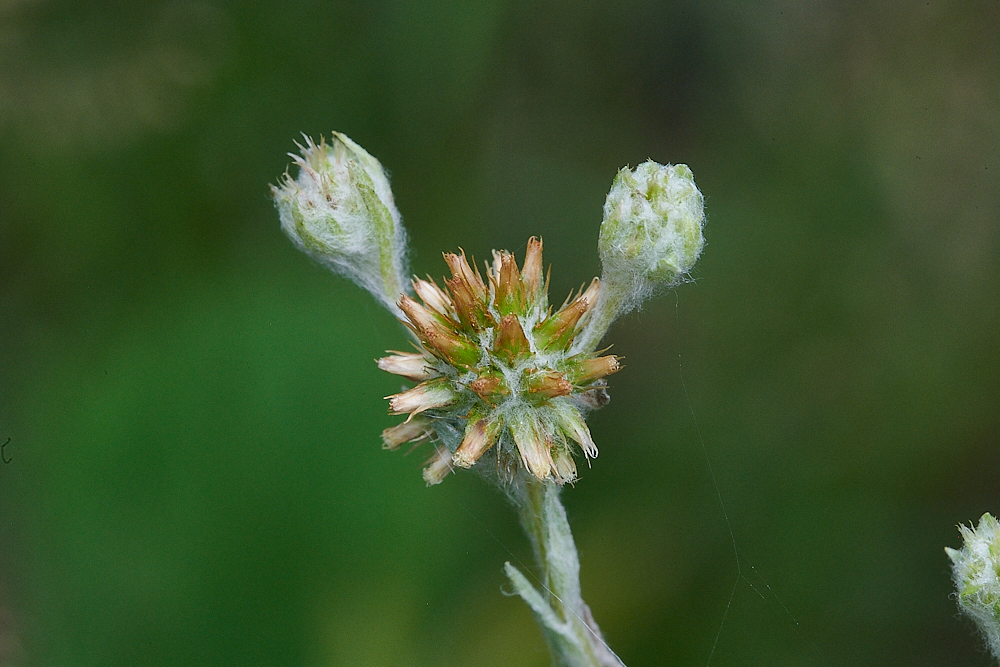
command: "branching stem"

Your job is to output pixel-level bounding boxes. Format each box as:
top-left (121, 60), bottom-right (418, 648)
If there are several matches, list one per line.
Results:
top-left (507, 479), bottom-right (625, 667)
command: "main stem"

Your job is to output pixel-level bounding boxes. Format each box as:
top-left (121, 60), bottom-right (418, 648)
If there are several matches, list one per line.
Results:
top-left (506, 479), bottom-right (624, 667)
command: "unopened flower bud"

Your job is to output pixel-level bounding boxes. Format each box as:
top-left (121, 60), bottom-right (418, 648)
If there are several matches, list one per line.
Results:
top-left (386, 380), bottom-right (455, 417)
top-left (412, 278), bottom-right (453, 318)
top-left (453, 416), bottom-right (502, 469)
top-left (423, 445), bottom-right (454, 486)
top-left (510, 411), bottom-right (555, 481)
top-left (377, 351), bottom-right (437, 382)
top-left (551, 448), bottom-right (578, 485)
top-left (534, 279), bottom-right (599, 351)
top-left (526, 370), bottom-right (573, 400)
top-left (272, 133), bottom-right (410, 316)
top-left (552, 400), bottom-right (598, 459)
top-left (574, 161), bottom-right (705, 353)
top-left (382, 416), bottom-right (434, 451)
top-left (567, 355), bottom-right (620, 386)
top-left (946, 512), bottom-right (1000, 659)
top-left (468, 371), bottom-right (509, 403)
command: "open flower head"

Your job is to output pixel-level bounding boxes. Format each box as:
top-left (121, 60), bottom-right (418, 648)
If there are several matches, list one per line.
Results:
top-left (378, 238), bottom-right (620, 486)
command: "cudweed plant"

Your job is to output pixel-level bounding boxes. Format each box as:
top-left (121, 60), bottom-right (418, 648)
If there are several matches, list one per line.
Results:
top-left (273, 132), bottom-right (705, 666)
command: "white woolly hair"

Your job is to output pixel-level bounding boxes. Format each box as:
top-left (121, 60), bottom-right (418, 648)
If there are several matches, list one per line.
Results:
top-left (598, 160), bottom-right (706, 317)
top-left (572, 160), bottom-right (706, 355)
top-left (272, 133), bottom-right (410, 317)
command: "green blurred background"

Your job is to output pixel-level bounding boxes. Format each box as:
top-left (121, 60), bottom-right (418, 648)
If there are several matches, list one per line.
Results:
top-left (1, 1), bottom-right (998, 665)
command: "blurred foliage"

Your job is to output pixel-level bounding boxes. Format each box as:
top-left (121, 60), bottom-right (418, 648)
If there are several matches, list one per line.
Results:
top-left (1, 1), bottom-right (998, 665)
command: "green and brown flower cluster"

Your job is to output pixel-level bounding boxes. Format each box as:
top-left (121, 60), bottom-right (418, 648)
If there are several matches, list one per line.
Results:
top-left (378, 238), bottom-right (620, 486)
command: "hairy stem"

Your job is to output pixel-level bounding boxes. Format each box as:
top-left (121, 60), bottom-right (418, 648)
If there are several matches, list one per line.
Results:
top-left (507, 479), bottom-right (624, 667)
top-left (572, 286), bottom-right (625, 355)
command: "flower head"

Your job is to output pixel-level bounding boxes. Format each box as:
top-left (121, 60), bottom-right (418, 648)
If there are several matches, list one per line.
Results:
top-left (272, 132), bottom-right (409, 316)
top-left (378, 238), bottom-right (620, 485)
top-left (599, 161), bottom-right (705, 293)
top-left (947, 512), bottom-right (1000, 658)
top-left (573, 160), bottom-right (706, 353)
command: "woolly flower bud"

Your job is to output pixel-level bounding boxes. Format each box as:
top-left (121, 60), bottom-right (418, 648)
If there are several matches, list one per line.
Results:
top-left (600, 161), bottom-right (704, 285)
top-left (573, 161), bottom-right (705, 353)
top-left (946, 512), bottom-right (1000, 659)
top-left (272, 133), bottom-right (409, 316)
